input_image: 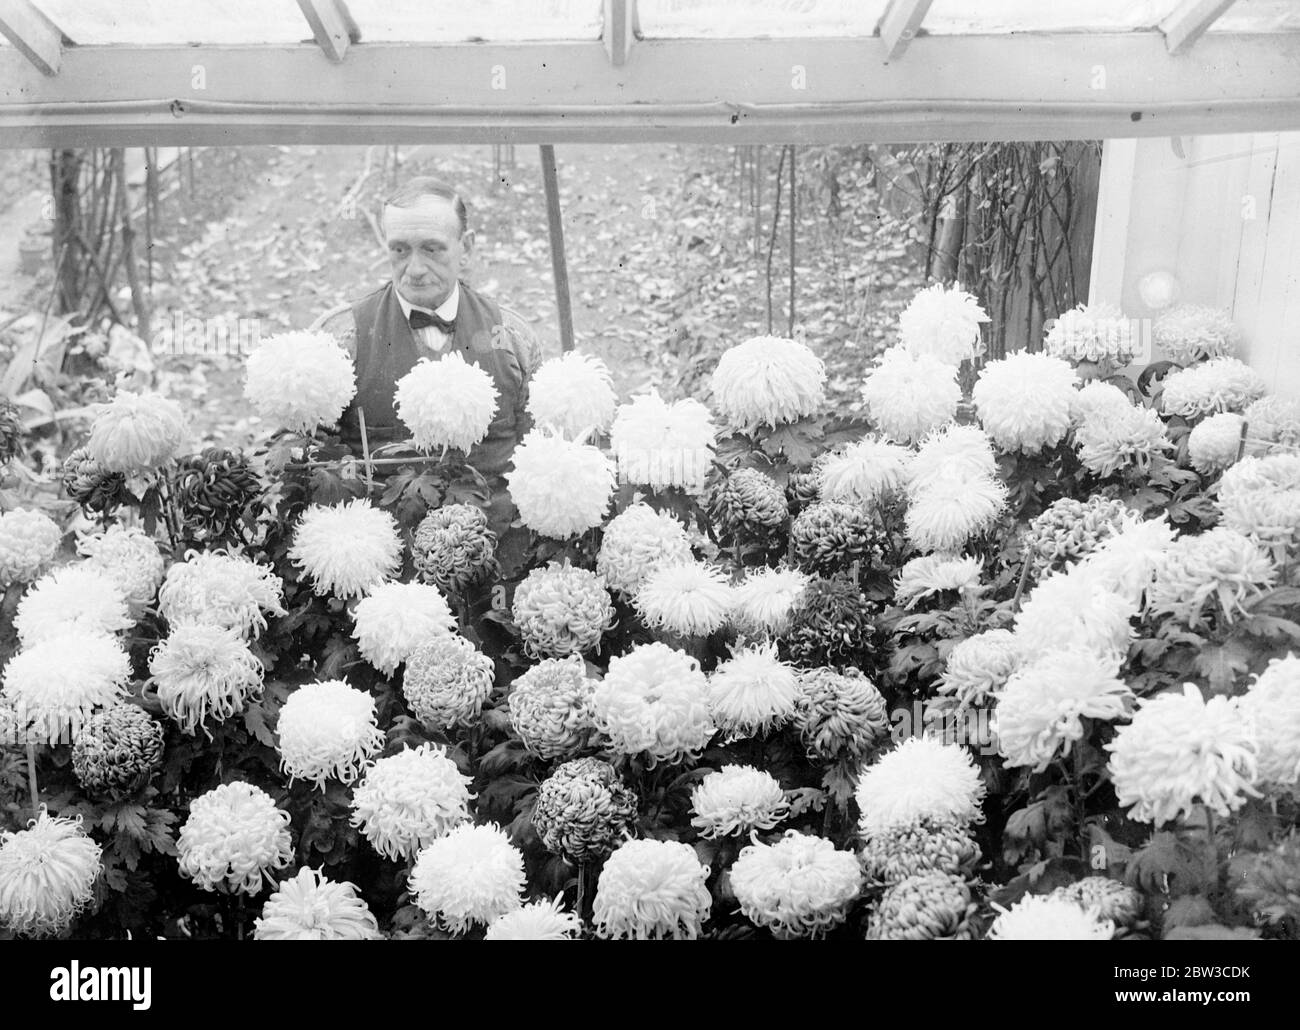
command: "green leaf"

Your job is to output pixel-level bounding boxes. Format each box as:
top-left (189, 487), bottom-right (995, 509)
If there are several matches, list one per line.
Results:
top-left (1127, 831), bottom-right (1216, 897)
top-left (243, 701), bottom-right (278, 749)
top-left (1194, 638), bottom-right (1254, 694)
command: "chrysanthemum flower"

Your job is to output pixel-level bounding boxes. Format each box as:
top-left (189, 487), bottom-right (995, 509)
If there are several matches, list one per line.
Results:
top-left (591, 642), bottom-right (714, 766)
top-left (906, 424), bottom-right (998, 496)
top-left (289, 499), bottom-right (402, 599)
top-left (0, 508), bottom-right (62, 586)
top-left (859, 815), bottom-right (980, 884)
top-left (937, 629), bottom-right (1022, 709)
top-left (485, 897), bottom-right (583, 940)
top-left (1044, 303), bottom-right (1136, 365)
top-left (1049, 877), bottom-right (1144, 929)
top-left (894, 554), bottom-right (983, 607)
top-left (1107, 683), bottom-right (1259, 826)
top-left (61, 447), bottom-right (128, 515)
top-left (781, 576), bottom-right (882, 670)
top-left (85, 391), bottom-right (187, 474)
top-left (596, 503), bottom-right (693, 598)
top-left (351, 581), bottom-right (457, 676)
top-left (507, 655), bottom-right (597, 760)
top-left (691, 764), bottom-right (789, 837)
top-left (855, 737), bottom-right (986, 836)
top-left (708, 466), bottom-right (788, 548)
top-left (818, 437), bottom-right (910, 505)
top-left (790, 501), bottom-right (885, 578)
top-left (507, 428), bottom-right (615, 538)
top-left (72, 703), bottom-right (164, 799)
top-left (276, 680), bottom-right (384, 789)
top-left (708, 641), bottom-right (799, 740)
top-left (1023, 495), bottom-right (1132, 575)
top-left (13, 564), bottom-right (132, 646)
top-left (793, 666), bottom-right (889, 762)
top-left (1217, 454), bottom-right (1300, 558)
top-left (1, 632), bottom-right (130, 746)
top-left (148, 624), bottom-right (265, 736)
top-left (710, 335), bottom-right (826, 431)
top-left (0, 809), bottom-right (102, 938)
top-left (1188, 412), bottom-right (1245, 474)
top-left (730, 831), bottom-right (862, 939)
top-left (898, 283), bottom-right (989, 365)
top-left (512, 563), bottom-right (614, 658)
top-left (730, 565), bottom-right (811, 638)
top-left (1160, 357), bottom-right (1266, 419)
top-left (402, 634), bottom-right (495, 731)
top-left (1239, 654), bottom-right (1300, 790)
top-left (784, 465), bottom-right (823, 514)
top-left (866, 871), bottom-right (976, 940)
top-left (76, 524), bottom-right (165, 620)
top-left (1243, 395), bottom-right (1300, 448)
top-left (412, 504), bottom-right (498, 593)
top-left (1145, 527), bottom-right (1275, 629)
top-left (1153, 304), bottom-right (1240, 365)
top-left (394, 351), bottom-right (498, 453)
top-left (972, 351), bottom-right (1079, 453)
top-left (244, 330), bottom-right (356, 435)
top-left (253, 866), bottom-right (382, 940)
top-left (349, 744), bottom-right (472, 861)
top-left (532, 757), bottom-right (638, 862)
top-left (1070, 380), bottom-right (1133, 426)
top-left (1014, 565), bottom-right (1137, 662)
top-left (157, 549), bottom-right (287, 638)
top-left (177, 781), bottom-right (294, 895)
top-left (987, 894), bottom-right (1113, 940)
top-left (905, 472), bottom-right (1007, 554)
top-left (593, 838), bottom-right (712, 940)
top-left (860, 346), bottom-right (960, 444)
top-left (609, 390), bottom-right (716, 494)
top-left (410, 822), bottom-right (525, 934)
top-left (1077, 513), bottom-right (1177, 608)
top-left (526, 351), bottom-right (617, 439)
top-left (635, 560), bottom-right (733, 638)
top-left (172, 448), bottom-right (262, 546)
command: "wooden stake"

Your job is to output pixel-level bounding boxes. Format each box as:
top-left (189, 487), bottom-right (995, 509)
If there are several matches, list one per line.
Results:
top-left (26, 741), bottom-right (39, 818)
top-left (539, 144), bottom-right (575, 353)
top-left (358, 406), bottom-right (374, 494)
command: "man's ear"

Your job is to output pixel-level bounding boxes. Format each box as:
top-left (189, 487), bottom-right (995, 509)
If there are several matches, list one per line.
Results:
top-left (459, 229), bottom-right (476, 267)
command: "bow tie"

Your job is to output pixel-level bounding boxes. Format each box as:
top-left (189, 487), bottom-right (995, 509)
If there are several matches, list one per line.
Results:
top-left (408, 308), bottom-right (455, 334)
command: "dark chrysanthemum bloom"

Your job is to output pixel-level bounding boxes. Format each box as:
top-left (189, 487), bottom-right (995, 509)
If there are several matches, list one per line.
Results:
top-left (1049, 876), bottom-right (1144, 929)
top-left (793, 666), bottom-right (889, 762)
top-left (859, 815), bottom-right (981, 885)
top-left (784, 468), bottom-right (822, 516)
top-left (61, 447), bottom-right (128, 514)
top-left (708, 467), bottom-right (789, 550)
top-left (790, 500), bottom-right (886, 578)
top-left (780, 576), bottom-right (888, 671)
top-left (1023, 495), bottom-right (1131, 576)
top-left (531, 757), bottom-right (638, 863)
top-left (412, 504), bottom-right (499, 593)
top-left (865, 871), bottom-right (976, 940)
top-left (173, 448), bottom-right (262, 547)
top-left (71, 704), bottom-right (164, 800)
top-left (0, 397), bottom-right (23, 465)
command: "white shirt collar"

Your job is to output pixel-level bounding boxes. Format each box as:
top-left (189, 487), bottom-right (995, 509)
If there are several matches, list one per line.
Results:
top-left (395, 281), bottom-right (460, 323)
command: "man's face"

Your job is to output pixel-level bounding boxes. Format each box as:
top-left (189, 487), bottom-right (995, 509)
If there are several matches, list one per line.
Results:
top-left (383, 195), bottom-right (471, 309)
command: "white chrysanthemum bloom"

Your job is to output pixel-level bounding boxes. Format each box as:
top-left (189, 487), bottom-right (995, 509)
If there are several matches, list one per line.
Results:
top-left (994, 650), bottom-right (1134, 771)
top-left (596, 503), bottom-right (693, 597)
top-left (972, 351), bottom-right (1079, 453)
top-left (691, 764), bottom-right (789, 837)
top-left (350, 580), bottom-right (457, 676)
top-left (938, 628), bottom-right (1022, 709)
top-left (253, 866), bottom-right (382, 941)
top-left (591, 642), bottom-right (714, 766)
top-left (289, 499), bottom-right (402, 599)
top-left (635, 560), bottom-right (733, 638)
top-left (148, 624), bottom-right (264, 736)
top-left (1, 632), bottom-right (130, 746)
top-left (894, 554), bottom-right (983, 607)
top-left (485, 896), bottom-right (583, 941)
top-left (402, 634), bottom-right (495, 731)
top-left (860, 346), bottom-right (960, 444)
top-left (1217, 454), bottom-right (1300, 557)
top-left (1070, 380), bottom-right (1132, 425)
top-left (1075, 402), bottom-right (1172, 478)
top-left (513, 563), bottom-right (615, 658)
top-left (708, 640), bottom-right (799, 740)
top-left (1014, 565), bottom-right (1137, 662)
top-left (1239, 654), bottom-right (1300, 790)
top-left (1078, 513), bottom-right (1178, 608)
top-left (711, 335), bottom-right (826, 430)
top-left (610, 390), bottom-right (717, 494)
top-left (906, 423), bottom-right (998, 496)
top-left (1243, 395), bottom-right (1300, 448)
top-left (855, 737), bottom-right (987, 836)
top-left (1188, 412), bottom-right (1245, 474)
top-left (177, 781), bottom-right (294, 895)
top-left (77, 524), bottom-right (165, 620)
top-left (1153, 304), bottom-right (1239, 365)
top-left (593, 838), bottom-right (712, 940)
top-left (410, 822), bottom-right (525, 935)
top-left (243, 330), bottom-right (357, 434)
top-left (276, 680), bottom-right (384, 789)
top-left (730, 565), bottom-right (811, 637)
top-left (1160, 357), bottom-right (1267, 419)
top-left (527, 351), bottom-right (617, 439)
top-left (394, 352), bottom-right (499, 453)
top-left (349, 744), bottom-right (472, 861)
top-left (1145, 527), bottom-right (1275, 629)
top-left (157, 549), bottom-right (286, 638)
top-left (905, 473), bottom-right (1007, 554)
top-left (898, 283), bottom-right (989, 365)
top-left (1107, 683), bottom-right (1259, 826)
top-left (730, 831), bottom-right (863, 939)
top-left (0, 809), bottom-right (102, 938)
top-left (507, 428), bottom-right (615, 538)
top-left (987, 894), bottom-right (1113, 941)
top-left (13, 564), bottom-right (132, 646)
top-left (1044, 303), bottom-right (1136, 364)
top-left (818, 437), bottom-right (911, 505)
top-left (507, 655), bottom-right (597, 760)
top-left (85, 390), bottom-right (187, 474)
top-left (0, 508), bottom-right (62, 586)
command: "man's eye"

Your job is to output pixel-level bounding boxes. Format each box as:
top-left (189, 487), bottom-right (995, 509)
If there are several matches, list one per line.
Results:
top-left (390, 244), bottom-right (407, 254)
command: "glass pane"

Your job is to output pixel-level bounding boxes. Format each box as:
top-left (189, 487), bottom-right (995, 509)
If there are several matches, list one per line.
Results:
top-left (41, 1), bottom-right (311, 44)
top-left (922, 0), bottom-right (1179, 34)
top-left (1210, 0), bottom-right (1300, 32)
top-left (637, 0), bottom-right (887, 38)
top-left (343, 0), bottom-right (602, 41)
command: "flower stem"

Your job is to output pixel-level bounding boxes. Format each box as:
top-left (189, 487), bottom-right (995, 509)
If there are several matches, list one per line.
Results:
top-left (26, 741), bottom-right (39, 818)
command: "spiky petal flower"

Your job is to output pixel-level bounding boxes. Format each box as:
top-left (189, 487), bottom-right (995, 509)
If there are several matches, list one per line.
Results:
top-left (289, 499), bottom-right (402, 600)
top-left (351, 581), bottom-right (457, 676)
top-left (507, 655), bottom-right (597, 760)
top-left (0, 809), bottom-right (102, 938)
top-left (402, 634), bottom-right (495, 731)
top-left (158, 549), bottom-right (286, 638)
top-left (1145, 527), bottom-right (1275, 630)
top-left (691, 764), bottom-right (789, 837)
top-left (635, 560), bottom-right (733, 638)
top-left (13, 564), bottom-right (131, 646)
top-left (1188, 412), bottom-right (1245, 474)
top-left (0, 508), bottom-right (62, 586)
top-left (609, 390), bottom-right (716, 494)
top-left (1160, 357), bottom-right (1266, 419)
top-left (148, 625), bottom-right (265, 736)
top-left (276, 680), bottom-right (384, 789)
top-left (527, 351), bottom-right (617, 438)
top-left (730, 831), bottom-right (862, 939)
top-left (593, 838), bottom-right (712, 940)
top-left (938, 629), bottom-right (1022, 709)
top-left (972, 351), bottom-right (1079, 453)
top-left (894, 554), bottom-right (982, 608)
top-left (1076, 402), bottom-right (1174, 477)
top-left (987, 894), bottom-right (1113, 940)
top-left (1153, 304), bottom-right (1239, 365)
top-left (1071, 380), bottom-right (1133, 425)
top-left (898, 283), bottom-right (988, 365)
top-left (859, 816), bottom-right (980, 885)
top-left (1238, 654), bottom-right (1300, 790)
top-left (172, 448), bottom-right (262, 546)
top-left (395, 352), bottom-right (498, 453)
top-left (485, 897), bottom-right (583, 940)
top-left (855, 737), bottom-right (986, 835)
top-left (412, 504), bottom-right (498, 593)
top-left (71, 703), bottom-right (164, 799)
top-left (730, 565), bottom-right (811, 638)
top-left (349, 744), bottom-right (472, 861)
top-left (1014, 565), bottom-right (1137, 662)
top-left (1, 632), bottom-right (130, 746)
top-left (708, 641), bottom-right (799, 740)
top-left (1243, 395), bottom-right (1300, 448)
top-left (866, 872), bottom-right (976, 940)
top-left (596, 503), bottom-right (693, 598)
top-left (905, 473), bottom-right (1007, 555)
top-left (410, 822), bottom-right (525, 934)
top-left (1044, 303), bottom-right (1136, 365)
top-left (532, 757), bottom-right (638, 862)
top-left (508, 429), bottom-right (615, 538)
top-left (512, 563), bottom-right (614, 658)
top-left (177, 782), bottom-right (293, 895)
top-left (818, 437), bottom-right (910, 505)
top-left (61, 447), bottom-right (128, 515)
top-left (906, 423), bottom-right (998, 495)
top-left (790, 500), bottom-right (885, 577)
top-left (1023, 495), bottom-right (1132, 575)
top-left (1077, 513), bottom-right (1178, 608)
top-left (76, 523), bottom-right (164, 620)
top-left (860, 346), bottom-right (960, 444)
top-left (1217, 454), bottom-right (1300, 559)
top-left (793, 666), bottom-right (889, 762)
top-left (243, 329), bottom-right (356, 435)
top-left (710, 335), bottom-right (826, 431)
top-left (591, 642), bottom-right (714, 766)
top-left (85, 391), bottom-right (187, 474)
top-left (708, 466), bottom-right (788, 549)
top-left (1049, 877), bottom-right (1144, 929)
top-left (253, 866), bottom-right (382, 941)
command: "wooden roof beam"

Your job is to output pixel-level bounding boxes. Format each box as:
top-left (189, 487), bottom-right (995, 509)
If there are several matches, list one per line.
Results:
top-left (879, 0), bottom-right (934, 62)
top-left (296, 0), bottom-right (359, 63)
top-left (0, 0), bottom-right (65, 77)
top-left (603, 0), bottom-right (635, 67)
top-left (1162, 0), bottom-right (1238, 56)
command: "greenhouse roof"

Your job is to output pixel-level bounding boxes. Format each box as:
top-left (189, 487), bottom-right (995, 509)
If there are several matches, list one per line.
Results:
top-left (0, 0), bottom-right (1297, 145)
